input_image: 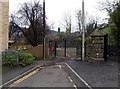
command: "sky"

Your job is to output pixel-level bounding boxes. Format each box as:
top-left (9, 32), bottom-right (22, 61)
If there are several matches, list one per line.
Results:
top-left (9, 0), bottom-right (110, 32)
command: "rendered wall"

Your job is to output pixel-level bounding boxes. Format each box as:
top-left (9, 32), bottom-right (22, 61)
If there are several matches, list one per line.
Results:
top-left (0, 0), bottom-right (9, 53)
top-left (0, 1), bottom-right (9, 85)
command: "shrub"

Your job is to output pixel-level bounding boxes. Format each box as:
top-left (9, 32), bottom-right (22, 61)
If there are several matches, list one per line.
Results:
top-left (19, 49), bottom-right (35, 67)
top-left (2, 50), bottom-right (19, 66)
top-left (2, 49), bottom-right (35, 67)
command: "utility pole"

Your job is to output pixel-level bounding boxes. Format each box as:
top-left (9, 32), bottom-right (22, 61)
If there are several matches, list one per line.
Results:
top-left (43, 0), bottom-right (46, 60)
top-left (82, 0), bottom-right (85, 61)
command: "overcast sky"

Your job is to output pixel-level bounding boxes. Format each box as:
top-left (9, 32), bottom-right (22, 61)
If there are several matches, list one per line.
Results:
top-left (9, 0), bottom-right (110, 32)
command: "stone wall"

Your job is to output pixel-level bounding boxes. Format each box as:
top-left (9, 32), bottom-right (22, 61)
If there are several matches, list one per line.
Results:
top-left (0, 0), bottom-right (9, 52)
top-left (85, 30), bottom-right (105, 61)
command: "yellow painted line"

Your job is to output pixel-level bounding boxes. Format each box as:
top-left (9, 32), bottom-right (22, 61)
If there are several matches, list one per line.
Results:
top-left (68, 77), bottom-right (73, 82)
top-left (74, 84), bottom-right (77, 89)
top-left (68, 76), bottom-right (77, 89)
top-left (69, 79), bottom-right (73, 82)
top-left (14, 69), bottom-right (38, 83)
top-left (9, 68), bottom-right (42, 87)
top-left (39, 67), bottom-right (44, 69)
top-left (53, 65), bottom-right (62, 70)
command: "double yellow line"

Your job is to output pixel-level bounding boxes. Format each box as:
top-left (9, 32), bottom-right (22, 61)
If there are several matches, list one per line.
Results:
top-left (9, 67), bottom-right (44, 87)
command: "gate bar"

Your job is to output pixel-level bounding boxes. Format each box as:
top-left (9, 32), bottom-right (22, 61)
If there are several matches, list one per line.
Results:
top-left (64, 40), bottom-right (66, 57)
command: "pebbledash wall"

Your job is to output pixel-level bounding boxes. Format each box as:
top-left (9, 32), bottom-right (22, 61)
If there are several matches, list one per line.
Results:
top-left (0, 0), bottom-right (9, 53)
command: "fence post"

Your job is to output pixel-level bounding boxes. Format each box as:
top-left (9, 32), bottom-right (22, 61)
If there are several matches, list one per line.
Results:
top-left (104, 34), bottom-right (108, 62)
top-left (64, 40), bottom-right (66, 57)
top-left (16, 51), bottom-right (19, 65)
top-left (54, 41), bottom-right (57, 57)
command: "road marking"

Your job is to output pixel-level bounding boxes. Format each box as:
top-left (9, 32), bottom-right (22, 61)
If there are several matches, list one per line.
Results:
top-left (9, 68), bottom-right (40, 87)
top-left (39, 67), bottom-right (44, 69)
top-left (68, 77), bottom-right (73, 82)
top-left (74, 84), bottom-right (77, 89)
top-left (3, 66), bottom-right (44, 88)
top-left (68, 76), bottom-right (77, 89)
top-left (64, 62), bottom-right (92, 89)
top-left (53, 65), bottom-right (62, 70)
top-left (70, 79), bottom-right (73, 82)
top-left (0, 65), bottom-right (43, 88)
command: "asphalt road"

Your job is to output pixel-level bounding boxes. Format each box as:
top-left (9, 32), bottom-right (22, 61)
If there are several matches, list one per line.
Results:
top-left (2, 57), bottom-right (119, 89)
top-left (8, 64), bottom-right (76, 88)
top-left (55, 57), bottom-right (119, 88)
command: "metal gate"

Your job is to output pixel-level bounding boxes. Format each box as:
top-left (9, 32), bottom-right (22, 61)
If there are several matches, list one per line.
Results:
top-left (49, 34), bottom-right (107, 61)
top-left (56, 40), bottom-right (65, 57)
top-left (49, 37), bottom-right (82, 60)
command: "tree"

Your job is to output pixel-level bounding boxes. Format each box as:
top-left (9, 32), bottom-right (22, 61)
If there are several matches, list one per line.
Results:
top-left (110, 1), bottom-right (120, 28)
top-left (76, 10), bottom-right (82, 33)
top-left (75, 9), bottom-right (98, 37)
top-left (109, 1), bottom-right (120, 45)
top-left (99, 0), bottom-right (120, 45)
top-left (60, 12), bottom-right (72, 34)
top-left (9, 21), bottom-right (23, 42)
top-left (10, 1), bottom-right (49, 46)
top-left (98, 0), bottom-right (116, 13)
top-left (86, 19), bottom-right (98, 36)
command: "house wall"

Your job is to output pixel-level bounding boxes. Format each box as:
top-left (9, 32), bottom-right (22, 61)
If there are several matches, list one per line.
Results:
top-left (0, 0), bottom-right (9, 52)
top-left (0, 0), bottom-right (9, 84)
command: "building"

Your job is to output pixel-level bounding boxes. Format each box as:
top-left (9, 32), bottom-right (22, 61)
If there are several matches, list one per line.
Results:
top-left (0, 0), bottom-right (9, 52)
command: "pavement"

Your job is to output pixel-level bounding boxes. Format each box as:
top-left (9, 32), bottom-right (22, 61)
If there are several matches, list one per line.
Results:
top-left (2, 57), bottom-right (119, 88)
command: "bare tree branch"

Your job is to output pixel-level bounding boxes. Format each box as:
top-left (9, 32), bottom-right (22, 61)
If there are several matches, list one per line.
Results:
top-left (9, 1), bottom-right (49, 46)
